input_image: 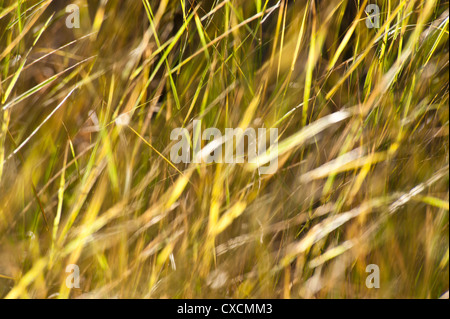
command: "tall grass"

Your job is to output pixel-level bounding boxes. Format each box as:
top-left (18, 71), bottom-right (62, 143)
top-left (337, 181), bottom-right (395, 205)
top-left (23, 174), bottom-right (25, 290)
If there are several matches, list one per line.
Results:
top-left (0, 0), bottom-right (448, 298)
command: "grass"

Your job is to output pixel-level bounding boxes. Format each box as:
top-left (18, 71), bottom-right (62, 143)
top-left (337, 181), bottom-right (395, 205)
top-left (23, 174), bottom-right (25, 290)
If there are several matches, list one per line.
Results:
top-left (0, 0), bottom-right (448, 298)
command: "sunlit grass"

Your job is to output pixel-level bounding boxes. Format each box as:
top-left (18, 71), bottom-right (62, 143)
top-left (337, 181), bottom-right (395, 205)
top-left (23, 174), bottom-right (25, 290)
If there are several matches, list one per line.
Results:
top-left (0, 0), bottom-right (448, 298)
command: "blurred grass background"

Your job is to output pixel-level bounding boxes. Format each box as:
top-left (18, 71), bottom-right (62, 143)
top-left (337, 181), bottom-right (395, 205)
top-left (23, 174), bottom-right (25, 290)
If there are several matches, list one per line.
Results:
top-left (0, 0), bottom-right (448, 298)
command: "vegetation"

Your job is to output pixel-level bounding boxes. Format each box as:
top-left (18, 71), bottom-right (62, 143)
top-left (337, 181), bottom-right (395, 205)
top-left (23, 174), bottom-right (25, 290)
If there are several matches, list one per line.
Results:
top-left (0, 0), bottom-right (448, 298)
